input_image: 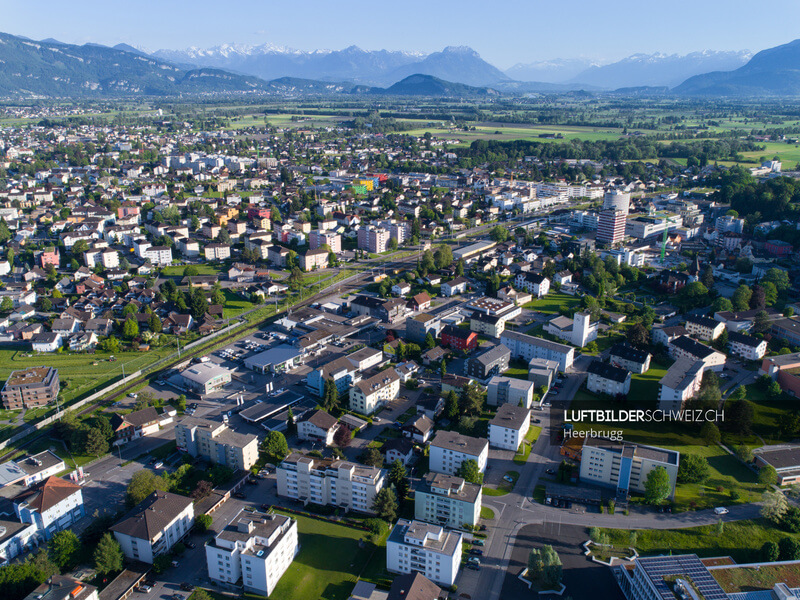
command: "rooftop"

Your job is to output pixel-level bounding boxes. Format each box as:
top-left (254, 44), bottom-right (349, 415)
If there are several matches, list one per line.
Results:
top-left (587, 360), bottom-right (630, 384)
top-left (110, 491), bottom-right (193, 542)
top-left (430, 430), bottom-right (488, 457)
top-left (4, 366), bottom-right (56, 388)
top-left (489, 403), bottom-right (531, 430)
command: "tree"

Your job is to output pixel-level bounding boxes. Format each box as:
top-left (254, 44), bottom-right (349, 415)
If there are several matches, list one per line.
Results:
top-left (759, 464), bottom-right (779, 486)
top-left (626, 322), bottom-right (649, 347)
top-left (459, 382), bottom-right (484, 416)
top-left (122, 303), bottom-right (138, 318)
top-left (0, 297), bottom-right (13, 313)
top-left (48, 530), bottom-right (81, 570)
top-left (194, 514), bottom-right (213, 533)
top-left (389, 459), bottom-right (410, 500)
top-left (456, 459), bottom-right (484, 485)
top-left (700, 421), bottom-right (721, 445)
top-left (153, 554), bottom-right (172, 574)
top-left (149, 313), bottom-right (162, 333)
top-left (528, 545), bottom-right (562, 587)
top-left (444, 390), bottom-right (459, 420)
top-left (762, 490), bottom-right (789, 523)
top-left (763, 268), bottom-right (790, 293)
top-left (322, 378), bottom-right (340, 413)
top-left (736, 444), bottom-right (753, 464)
top-left (361, 447), bottom-right (383, 468)
top-left (94, 533), bottom-right (124, 575)
top-left (726, 399), bottom-right (754, 435)
top-left (286, 407), bottom-right (297, 436)
top-left (780, 537), bottom-right (800, 561)
top-left (644, 466), bottom-right (671, 505)
top-left (122, 317), bottom-right (139, 340)
top-left (678, 454), bottom-right (710, 484)
top-left (263, 431), bottom-right (289, 459)
top-left (753, 310), bottom-right (771, 334)
top-left (84, 427), bottom-right (109, 456)
top-left (762, 281), bottom-right (779, 306)
top-left (732, 285), bottom-right (753, 311)
top-left (701, 266), bottom-right (714, 289)
top-left (372, 488), bottom-right (398, 522)
top-left (712, 297), bottom-right (733, 313)
top-left (420, 250), bottom-right (435, 274)
top-left (489, 225), bottom-right (508, 243)
top-left (424, 333), bottom-right (436, 350)
top-left (126, 469), bottom-right (167, 507)
top-left (434, 245), bottom-right (453, 269)
top-left (334, 424), bottom-right (352, 448)
top-left (762, 540), bottom-right (780, 562)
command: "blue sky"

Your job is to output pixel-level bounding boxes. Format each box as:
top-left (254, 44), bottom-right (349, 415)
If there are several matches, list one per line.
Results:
top-left (2, 0), bottom-right (799, 68)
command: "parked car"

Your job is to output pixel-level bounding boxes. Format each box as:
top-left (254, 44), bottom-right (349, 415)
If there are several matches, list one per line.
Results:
top-left (466, 563), bottom-right (481, 571)
top-left (471, 539), bottom-right (485, 546)
top-left (172, 594), bottom-right (184, 600)
top-left (179, 583), bottom-right (194, 592)
top-left (137, 586), bottom-right (152, 594)
top-left (714, 507), bottom-right (729, 515)
top-left (467, 557), bottom-right (481, 565)
top-left (469, 549), bottom-right (483, 556)
top-left (545, 468), bottom-right (556, 475)
top-left (154, 462), bottom-right (164, 469)
top-left (171, 561), bottom-right (180, 568)
top-left (184, 541), bottom-right (196, 549)
top-left (503, 475), bottom-right (514, 483)
top-left (128, 393), bottom-right (138, 398)
top-left (247, 478), bottom-right (258, 485)
top-left (260, 503), bottom-right (270, 511)
top-left (233, 491), bottom-right (246, 499)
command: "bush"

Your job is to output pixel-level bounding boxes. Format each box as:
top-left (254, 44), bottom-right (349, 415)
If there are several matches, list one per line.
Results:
top-left (194, 514), bottom-right (213, 533)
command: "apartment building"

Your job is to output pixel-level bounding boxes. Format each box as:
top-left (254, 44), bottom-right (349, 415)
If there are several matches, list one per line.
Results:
top-left (657, 358), bottom-right (706, 412)
top-left (299, 248), bottom-right (329, 271)
top-left (579, 438), bottom-right (679, 500)
top-left (486, 376), bottom-right (535, 408)
top-left (614, 554), bottom-right (728, 600)
top-left (297, 410), bottom-right (339, 446)
top-left (587, 361), bottom-right (632, 396)
top-left (175, 418), bottom-right (259, 471)
top-left (204, 243), bottom-right (231, 261)
top-left (465, 343), bottom-right (511, 381)
top-left (488, 404), bottom-right (531, 451)
top-left (406, 313), bottom-right (444, 344)
top-left (306, 356), bottom-right (359, 398)
top-left (308, 230), bottom-right (342, 253)
top-left (13, 476), bottom-right (85, 540)
top-left (685, 315), bottom-right (726, 342)
top-left (357, 226), bottom-right (390, 253)
top-left (441, 277), bottom-right (469, 297)
top-left (429, 431), bottom-right (488, 476)
top-left (500, 330), bottom-right (575, 372)
top-left (727, 331), bottom-right (768, 361)
top-left (110, 406), bottom-right (161, 445)
top-left (206, 510), bottom-right (298, 596)
top-left (414, 473), bottom-right (482, 530)
top-left (83, 248), bottom-right (119, 269)
top-left (597, 209), bottom-right (626, 246)
top-left (276, 453), bottom-right (385, 514)
top-left (668, 336), bottom-right (726, 372)
top-left (514, 272), bottom-right (550, 298)
top-left (386, 519), bottom-right (463, 587)
top-left (440, 325), bottom-right (478, 352)
top-left (349, 368), bottom-right (400, 415)
top-left (608, 343), bottom-right (652, 375)
top-left (111, 492), bottom-right (194, 563)
top-left (143, 245), bottom-right (173, 266)
top-left (1, 367), bottom-right (60, 410)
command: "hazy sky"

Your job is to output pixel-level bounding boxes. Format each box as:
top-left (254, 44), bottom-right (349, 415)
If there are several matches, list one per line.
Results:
top-left (2, 0), bottom-right (798, 68)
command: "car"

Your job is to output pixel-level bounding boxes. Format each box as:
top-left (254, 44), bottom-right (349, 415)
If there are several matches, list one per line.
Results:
top-left (128, 393), bottom-right (138, 398)
top-left (503, 475), bottom-right (514, 483)
top-left (467, 557), bottom-right (481, 565)
top-left (478, 524), bottom-right (487, 531)
top-left (156, 380), bottom-right (166, 386)
top-left (546, 468), bottom-right (556, 475)
top-left (471, 539), bottom-right (484, 546)
top-left (234, 491), bottom-right (246, 499)
top-left (171, 562), bottom-right (180, 569)
top-left (154, 462), bottom-right (164, 469)
top-left (179, 584), bottom-right (194, 592)
top-left (247, 478), bottom-right (258, 485)
top-left (184, 541), bottom-right (196, 549)
top-left (714, 507), bottom-right (729, 515)
top-left (542, 403), bottom-right (552, 408)
top-left (466, 563), bottom-right (481, 571)
top-left (532, 418), bottom-right (541, 423)
top-left (172, 594), bottom-right (184, 600)
top-left (137, 586), bottom-right (152, 594)
top-left (260, 503), bottom-right (270, 511)
top-left (469, 549), bottom-right (483, 556)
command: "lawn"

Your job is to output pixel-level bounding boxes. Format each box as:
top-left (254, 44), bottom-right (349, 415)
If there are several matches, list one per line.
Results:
top-left (222, 289), bottom-right (257, 319)
top-left (480, 506), bottom-right (495, 520)
top-left (504, 359), bottom-right (530, 380)
top-left (268, 510), bottom-right (388, 600)
top-left (713, 562), bottom-right (800, 593)
top-left (629, 360), bottom-right (671, 400)
top-left (523, 292), bottom-right (581, 315)
top-left (600, 519), bottom-right (800, 564)
top-left (161, 265), bottom-right (221, 277)
top-left (483, 470), bottom-right (520, 496)
top-left (513, 426), bottom-right (542, 466)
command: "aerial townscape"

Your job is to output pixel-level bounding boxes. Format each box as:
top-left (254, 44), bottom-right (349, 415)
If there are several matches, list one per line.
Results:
top-left (4, 5), bottom-right (800, 600)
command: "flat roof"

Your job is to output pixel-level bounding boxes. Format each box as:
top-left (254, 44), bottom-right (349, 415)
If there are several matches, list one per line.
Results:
top-left (181, 362), bottom-right (232, 384)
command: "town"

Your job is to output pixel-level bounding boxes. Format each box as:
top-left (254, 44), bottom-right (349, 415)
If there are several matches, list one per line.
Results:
top-left (0, 88), bottom-right (798, 600)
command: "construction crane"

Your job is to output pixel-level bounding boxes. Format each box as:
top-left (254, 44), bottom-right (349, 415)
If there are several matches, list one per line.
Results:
top-left (661, 228), bottom-right (668, 264)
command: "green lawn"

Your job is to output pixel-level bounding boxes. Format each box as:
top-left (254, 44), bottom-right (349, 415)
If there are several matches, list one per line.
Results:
top-left (600, 519), bottom-right (800, 564)
top-left (480, 506), bottom-right (495, 520)
top-left (268, 511), bottom-right (388, 600)
top-left (161, 265), bottom-right (221, 277)
top-left (523, 292), bottom-right (581, 315)
top-left (222, 289), bottom-right (257, 319)
top-left (514, 426), bottom-right (542, 465)
top-left (630, 361), bottom-right (671, 400)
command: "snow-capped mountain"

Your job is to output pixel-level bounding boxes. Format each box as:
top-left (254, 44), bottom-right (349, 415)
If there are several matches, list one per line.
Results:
top-left (505, 58), bottom-right (601, 83)
top-left (567, 50), bottom-right (752, 89)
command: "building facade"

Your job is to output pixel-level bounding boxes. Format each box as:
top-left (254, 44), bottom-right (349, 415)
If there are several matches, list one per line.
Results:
top-left (175, 418), bottom-right (259, 471)
top-left (386, 520), bottom-right (463, 587)
top-left (1, 367), bottom-right (59, 410)
top-left (414, 473), bottom-right (482, 530)
top-left (429, 431), bottom-right (489, 476)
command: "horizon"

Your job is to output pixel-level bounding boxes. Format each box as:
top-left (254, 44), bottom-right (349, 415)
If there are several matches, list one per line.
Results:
top-left (2, 0), bottom-right (799, 69)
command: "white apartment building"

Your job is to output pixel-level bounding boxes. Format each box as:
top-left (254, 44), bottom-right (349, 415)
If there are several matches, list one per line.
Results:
top-left (587, 361), bottom-right (632, 396)
top-left (308, 230), bottom-right (342, 253)
top-left (206, 510), bottom-right (298, 596)
top-left (349, 368), bottom-right (400, 415)
top-left (387, 519), bottom-right (463, 587)
top-left (608, 343), bottom-right (652, 375)
top-left (579, 438), bottom-right (679, 500)
top-left (486, 376), bottom-right (535, 408)
top-left (83, 249), bottom-right (119, 269)
top-left (414, 473), bottom-right (482, 530)
top-left (297, 410), bottom-right (339, 446)
top-left (111, 492), bottom-right (194, 564)
top-left (514, 272), bottom-right (550, 298)
top-left (500, 330), bottom-right (575, 372)
top-left (13, 476), bottom-right (85, 541)
top-left (669, 336), bottom-right (726, 372)
top-left (175, 418), bottom-right (259, 471)
top-left (276, 453), bottom-right (385, 514)
top-left (685, 315), bottom-right (726, 342)
top-left (488, 404), bottom-right (531, 451)
top-left (658, 358), bottom-right (706, 412)
top-left (204, 243), bottom-right (231, 261)
top-left (727, 331), bottom-right (768, 361)
top-left (143, 245), bottom-right (173, 266)
top-left (429, 431), bottom-right (489, 476)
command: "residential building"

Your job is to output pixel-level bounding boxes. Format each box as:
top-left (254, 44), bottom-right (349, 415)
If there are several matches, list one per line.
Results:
top-left (306, 356), bottom-right (360, 398)
top-left (714, 308), bottom-right (781, 333)
top-left (350, 368), bottom-right (400, 415)
top-left (685, 315), bottom-right (725, 342)
top-left (1, 367), bottom-right (59, 410)
top-left (597, 209), bottom-right (626, 246)
top-left (111, 406), bottom-right (161, 445)
top-left (386, 519), bottom-right (463, 587)
top-left (297, 410), bottom-right (339, 446)
top-left (658, 358), bottom-right (706, 412)
top-left (276, 453), bottom-right (385, 514)
top-left (668, 336), bottom-right (726, 372)
top-left (406, 313), bottom-right (445, 344)
top-left (111, 491), bottom-right (195, 564)
top-left (579, 437), bottom-right (679, 499)
top-left (143, 245), bottom-right (173, 266)
top-left (204, 243), bottom-right (231, 261)
top-left (760, 352), bottom-right (800, 396)
top-left (401, 414), bottom-right (434, 444)
top-left (651, 325), bottom-right (687, 347)
top-left (309, 230), bottom-right (341, 253)
top-left (387, 573), bottom-right (443, 600)
top-left (357, 226), bottom-right (390, 253)
top-left (586, 361), bottom-right (631, 396)
top-left (13, 476), bottom-right (85, 540)
top-left (753, 446), bottom-right (800, 485)
top-left (465, 343), bottom-right (511, 381)
top-left (486, 376), bottom-right (535, 408)
top-left (383, 438), bottom-right (415, 466)
top-left (175, 418), bottom-right (259, 471)
top-left (0, 450), bottom-right (65, 488)
top-left (527, 358), bottom-right (559, 389)
top-left (429, 431), bottom-right (488, 476)
top-left (205, 510), bottom-right (298, 596)
top-left (31, 333), bottom-right (63, 353)
top-left (727, 331), bottom-right (768, 361)
top-left (440, 325), bottom-right (478, 352)
top-left (21, 576), bottom-right (98, 600)
top-left (488, 404), bottom-right (531, 451)
top-left (299, 248), bottom-right (329, 271)
top-left (414, 473), bottom-right (481, 530)
top-left (514, 272), bottom-right (550, 298)
top-left (608, 343), bottom-right (652, 375)
top-left (500, 330), bottom-right (575, 372)
top-left (771, 317), bottom-right (800, 346)
top-left (440, 277), bottom-right (469, 297)
top-left (180, 363), bottom-right (233, 394)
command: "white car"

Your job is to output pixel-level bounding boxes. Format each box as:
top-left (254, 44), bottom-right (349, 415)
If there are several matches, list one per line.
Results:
top-left (714, 507), bottom-right (729, 515)
top-left (128, 393), bottom-right (138, 398)
top-left (154, 462), bottom-right (164, 469)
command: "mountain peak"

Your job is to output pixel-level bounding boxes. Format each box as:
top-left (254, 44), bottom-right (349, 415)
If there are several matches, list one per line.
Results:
top-left (441, 45), bottom-right (479, 56)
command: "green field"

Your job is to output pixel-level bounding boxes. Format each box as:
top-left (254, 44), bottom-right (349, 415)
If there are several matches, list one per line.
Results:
top-left (161, 265), bottom-right (222, 277)
top-left (523, 292), bottom-right (581, 315)
top-left (268, 511), bottom-right (388, 600)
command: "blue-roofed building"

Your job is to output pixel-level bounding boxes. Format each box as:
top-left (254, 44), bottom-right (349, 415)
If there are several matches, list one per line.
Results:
top-left (614, 554), bottom-right (728, 600)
